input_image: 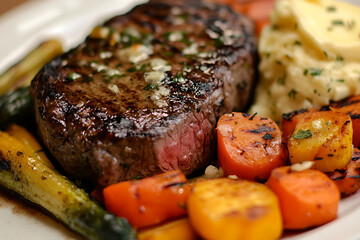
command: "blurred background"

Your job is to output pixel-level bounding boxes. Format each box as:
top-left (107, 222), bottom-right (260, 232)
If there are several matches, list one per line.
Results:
top-left (0, 0), bottom-right (28, 15)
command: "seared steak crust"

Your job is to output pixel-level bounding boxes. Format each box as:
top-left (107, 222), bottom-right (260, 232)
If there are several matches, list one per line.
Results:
top-left (31, 0), bottom-right (256, 186)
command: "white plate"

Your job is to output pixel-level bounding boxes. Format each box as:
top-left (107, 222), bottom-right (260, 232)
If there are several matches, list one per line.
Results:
top-left (0, 0), bottom-right (360, 239)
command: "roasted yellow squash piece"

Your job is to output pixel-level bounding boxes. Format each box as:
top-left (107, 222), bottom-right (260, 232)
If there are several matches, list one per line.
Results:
top-left (187, 178), bottom-right (282, 240)
top-left (287, 110), bottom-right (352, 172)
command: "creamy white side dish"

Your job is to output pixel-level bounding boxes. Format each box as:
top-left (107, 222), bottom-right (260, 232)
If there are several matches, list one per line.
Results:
top-left (249, 0), bottom-right (360, 122)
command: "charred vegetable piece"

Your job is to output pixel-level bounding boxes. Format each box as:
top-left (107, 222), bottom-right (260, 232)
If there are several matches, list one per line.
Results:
top-left (287, 109), bottom-right (352, 172)
top-left (217, 112), bottom-right (286, 181)
top-left (330, 95), bottom-right (360, 147)
top-left (188, 178), bottom-right (282, 240)
top-left (267, 166), bottom-right (340, 230)
top-left (0, 39), bottom-right (62, 95)
top-left (103, 170), bottom-right (190, 228)
top-left (0, 130), bottom-right (136, 240)
top-left (0, 86), bottom-right (34, 128)
top-left (327, 148), bottom-right (360, 197)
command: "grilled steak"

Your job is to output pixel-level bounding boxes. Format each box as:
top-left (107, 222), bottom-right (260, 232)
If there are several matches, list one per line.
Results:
top-left (31, 0), bottom-right (256, 187)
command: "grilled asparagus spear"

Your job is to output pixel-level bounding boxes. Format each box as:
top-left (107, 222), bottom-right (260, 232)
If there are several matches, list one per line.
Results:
top-left (0, 127), bottom-right (136, 240)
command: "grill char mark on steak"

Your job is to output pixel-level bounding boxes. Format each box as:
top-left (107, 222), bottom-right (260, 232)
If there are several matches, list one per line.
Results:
top-left (31, 0), bottom-right (256, 187)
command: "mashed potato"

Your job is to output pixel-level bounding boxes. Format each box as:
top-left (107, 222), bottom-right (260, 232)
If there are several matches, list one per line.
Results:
top-left (249, 0), bottom-right (360, 122)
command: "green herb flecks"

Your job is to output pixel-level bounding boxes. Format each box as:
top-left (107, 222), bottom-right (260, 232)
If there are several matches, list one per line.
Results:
top-left (82, 76), bottom-right (93, 83)
top-left (309, 68), bottom-right (323, 76)
top-left (68, 72), bottom-right (81, 81)
top-left (288, 89), bottom-right (297, 99)
top-left (323, 51), bottom-right (328, 59)
top-left (277, 73), bottom-right (287, 85)
top-left (336, 55), bottom-right (344, 62)
top-left (293, 129), bottom-right (312, 139)
top-left (326, 6), bottom-right (337, 12)
top-left (126, 67), bottom-right (137, 73)
top-left (294, 41), bottom-right (302, 46)
top-left (144, 83), bottom-right (159, 90)
top-left (332, 19), bottom-right (344, 26)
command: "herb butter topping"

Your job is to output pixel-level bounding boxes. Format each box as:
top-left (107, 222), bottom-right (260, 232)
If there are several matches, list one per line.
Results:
top-left (250, 0), bottom-right (360, 122)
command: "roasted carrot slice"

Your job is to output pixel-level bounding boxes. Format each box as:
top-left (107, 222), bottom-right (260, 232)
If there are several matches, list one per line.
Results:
top-left (287, 110), bottom-right (352, 172)
top-left (103, 170), bottom-right (190, 228)
top-left (217, 112), bottom-right (286, 181)
top-left (330, 95), bottom-right (360, 147)
top-left (327, 148), bottom-right (360, 197)
top-left (267, 166), bottom-right (340, 230)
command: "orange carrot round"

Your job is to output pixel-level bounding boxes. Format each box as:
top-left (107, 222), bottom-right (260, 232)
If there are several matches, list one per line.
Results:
top-left (267, 166), bottom-right (340, 230)
top-left (217, 112), bottom-right (286, 181)
top-left (103, 170), bottom-right (190, 228)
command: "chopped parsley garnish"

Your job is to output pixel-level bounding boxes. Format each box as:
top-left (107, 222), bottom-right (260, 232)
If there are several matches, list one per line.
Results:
top-left (144, 83), bottom-right (159, 90)
top-left (303, 69), bottom-right (308, 76)
top-left (323, 51), bottom-right (328, 59)
top-left (213, 38), bottom-right (223, 48)
top-left (288, 89), bottom-right (297, 98)
top-left (126, 64), bottom-right (148, 73)
top-left (326, 6), bottom-right (337, 12)
top-left (68, 72), bottom-right (81, 80)
top-left (277, 73), bottom-right (286, 85)
top-left (82, 76), bottom-right (93, 83)
top-left (332, 19), bottom-right (344, 26)
top-left (336, 79), bottom-right (345, 82)
top-left (336, 55), bottom-right (344, 62)
top-left (163, 32), bottom-right (172, 41)
top-left (126, 67), bottom-right (137, 73)
top-left (138, 63), bottom-right (148, 72)
top-left (164, 51), bottom-right (174, 57)
top-left (294, 41), bottom-right (302, 46)
top-left (309, 68), bottom-right (323, 76)
top-left (293, 129), bottom-right (312, 139)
